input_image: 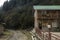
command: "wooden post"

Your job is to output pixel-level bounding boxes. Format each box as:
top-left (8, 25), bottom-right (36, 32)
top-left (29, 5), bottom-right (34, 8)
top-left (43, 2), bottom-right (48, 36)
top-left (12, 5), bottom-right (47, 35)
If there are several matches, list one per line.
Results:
top-left (49, 28), bottom-right (51, 40)
top-left (34, 10), bottom-right (38, 33)
top-left (47, 25), bottom-right (51, 40)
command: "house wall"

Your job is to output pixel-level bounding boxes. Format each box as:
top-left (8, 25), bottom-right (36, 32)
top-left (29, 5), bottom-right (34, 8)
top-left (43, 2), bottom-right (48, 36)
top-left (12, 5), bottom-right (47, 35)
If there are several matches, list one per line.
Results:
top-left (34, 10), bottom-right (60, 32)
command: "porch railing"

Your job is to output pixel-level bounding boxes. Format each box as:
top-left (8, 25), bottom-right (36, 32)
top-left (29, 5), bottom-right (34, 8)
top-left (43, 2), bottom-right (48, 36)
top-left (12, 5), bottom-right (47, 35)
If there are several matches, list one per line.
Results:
top-left (36, 28), bottom-right (60, 40)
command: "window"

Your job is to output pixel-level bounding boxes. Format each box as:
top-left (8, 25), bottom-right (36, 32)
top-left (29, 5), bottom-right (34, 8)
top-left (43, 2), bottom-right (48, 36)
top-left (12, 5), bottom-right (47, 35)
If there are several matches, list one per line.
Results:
top-left (41, 11), bottom-right (47, 15)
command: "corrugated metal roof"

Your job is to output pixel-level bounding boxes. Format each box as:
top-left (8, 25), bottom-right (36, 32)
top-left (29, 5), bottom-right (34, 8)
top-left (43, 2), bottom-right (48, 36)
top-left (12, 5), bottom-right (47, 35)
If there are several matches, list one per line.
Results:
top-left (33, 5), bottom-right (60, 10)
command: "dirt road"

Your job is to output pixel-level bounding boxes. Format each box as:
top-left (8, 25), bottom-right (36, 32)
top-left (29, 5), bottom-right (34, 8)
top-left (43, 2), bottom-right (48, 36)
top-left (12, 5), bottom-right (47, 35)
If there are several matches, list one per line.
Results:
top-left (8, 30), bottom-right (27, 40)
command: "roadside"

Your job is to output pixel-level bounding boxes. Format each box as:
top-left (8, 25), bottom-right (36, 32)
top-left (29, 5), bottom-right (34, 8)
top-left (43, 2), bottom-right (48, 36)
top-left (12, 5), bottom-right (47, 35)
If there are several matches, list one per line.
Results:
top-left (0, 30), bottom-right (32, 40)
top-left (0, 30), bottom-right (13, 40)
top-left (20, 30), bottom-right (32, 40)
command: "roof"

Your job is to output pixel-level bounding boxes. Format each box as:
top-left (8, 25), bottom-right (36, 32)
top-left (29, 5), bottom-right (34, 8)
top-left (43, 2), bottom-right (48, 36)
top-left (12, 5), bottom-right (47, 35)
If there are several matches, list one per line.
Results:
top-left (33, 5), bottom-right (60, 10)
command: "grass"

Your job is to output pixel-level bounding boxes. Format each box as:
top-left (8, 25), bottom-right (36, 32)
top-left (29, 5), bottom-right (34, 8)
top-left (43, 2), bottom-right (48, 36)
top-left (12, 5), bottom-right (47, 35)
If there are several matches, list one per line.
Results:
top-left (3, 31), bottom-right (11, 35)
top-left (21, 30), bottom-right (32, 40)
top-left (0, 30), bottom-right (12, 40)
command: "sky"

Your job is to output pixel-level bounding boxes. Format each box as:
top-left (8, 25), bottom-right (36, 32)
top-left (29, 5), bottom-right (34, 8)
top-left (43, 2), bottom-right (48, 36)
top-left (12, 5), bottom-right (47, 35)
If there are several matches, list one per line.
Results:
top-left (0, 0), bottom-right (9, 7)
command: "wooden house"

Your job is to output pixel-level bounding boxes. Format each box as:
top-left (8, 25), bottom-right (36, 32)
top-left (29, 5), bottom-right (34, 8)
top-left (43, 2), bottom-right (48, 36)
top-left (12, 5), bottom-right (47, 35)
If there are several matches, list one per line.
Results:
top-left (33, 5), bottom-right (60, 32)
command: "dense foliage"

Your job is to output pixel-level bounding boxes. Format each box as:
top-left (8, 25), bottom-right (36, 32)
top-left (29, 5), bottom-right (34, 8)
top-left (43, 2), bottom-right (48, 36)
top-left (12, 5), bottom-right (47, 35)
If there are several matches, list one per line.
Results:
top-left (0, 0), bottom-right (60, 30)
